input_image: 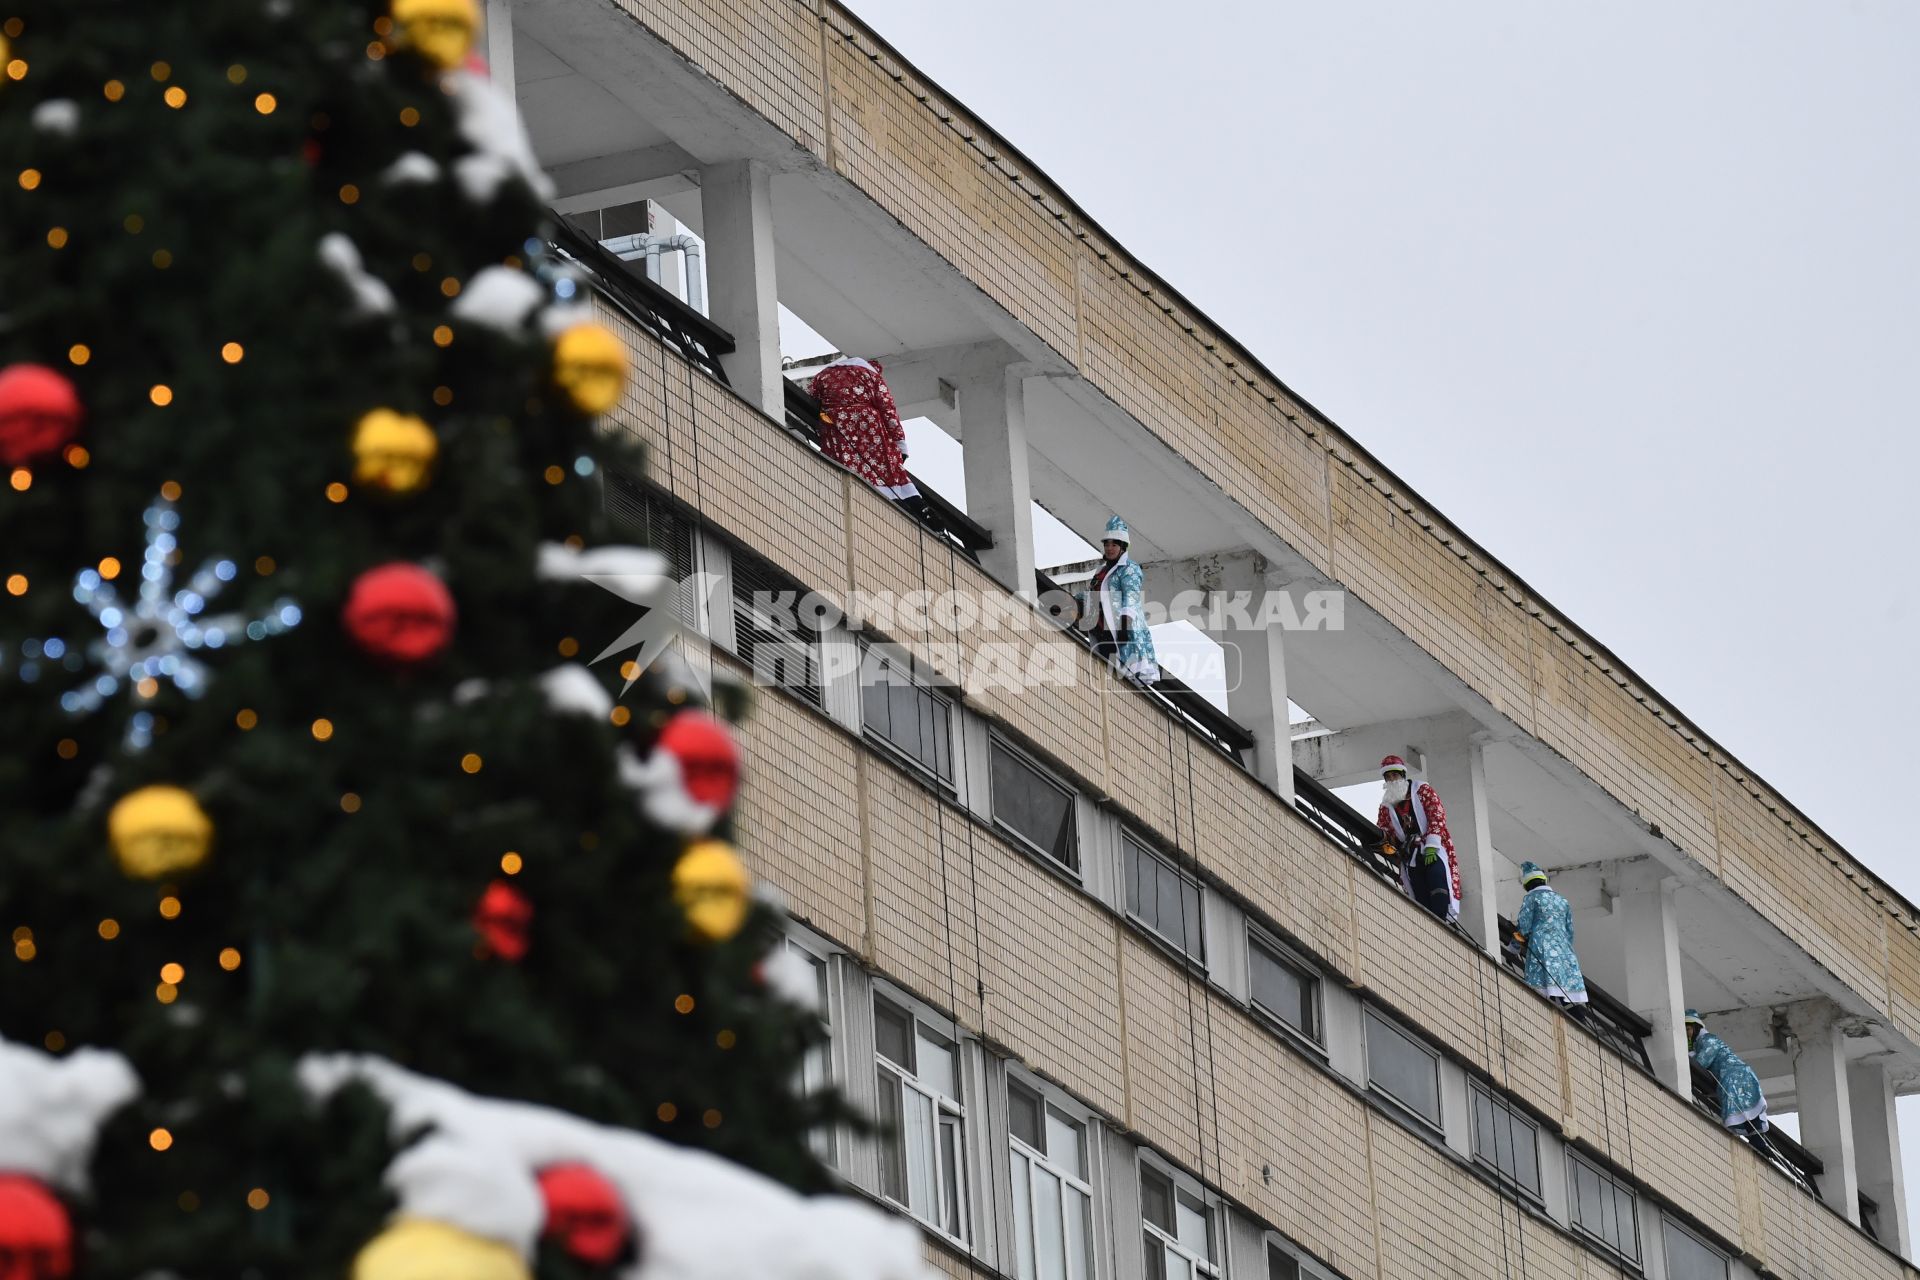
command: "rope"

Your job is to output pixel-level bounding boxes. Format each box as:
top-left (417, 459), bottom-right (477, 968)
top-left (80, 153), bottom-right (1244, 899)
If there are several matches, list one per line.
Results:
top-left (1179, 732), bottom-right (1229, 1210)
top-left (1162, 713), bottom-right (1215, 1193)
top-left (1468, 949), bottom-right (1519, 1280)
top-left (1485, 957), bottom-right (1532, 1280)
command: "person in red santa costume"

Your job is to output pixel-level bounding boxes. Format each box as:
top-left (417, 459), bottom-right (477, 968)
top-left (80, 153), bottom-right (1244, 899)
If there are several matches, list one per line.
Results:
top-left (807, 356), bottom-right (920, 504)
top-left (1375, 755), bottom-right (1462, 924)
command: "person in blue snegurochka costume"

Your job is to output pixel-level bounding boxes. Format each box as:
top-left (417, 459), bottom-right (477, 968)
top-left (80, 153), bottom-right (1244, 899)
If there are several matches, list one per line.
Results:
top-left (1079, 516), bottom-right (1160, 685)
top-left (1512, 861), bottom-right (1589, 1010)
top-left (1687, 1008), bottom-right (1771, 1139)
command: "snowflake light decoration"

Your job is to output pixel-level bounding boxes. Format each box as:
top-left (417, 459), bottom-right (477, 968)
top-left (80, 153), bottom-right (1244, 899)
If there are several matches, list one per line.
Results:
top-left (52, 496), bottom-right (303, 748)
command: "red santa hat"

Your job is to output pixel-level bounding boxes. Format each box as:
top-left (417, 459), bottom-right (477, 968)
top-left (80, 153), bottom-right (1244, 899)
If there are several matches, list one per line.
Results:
top-left (1380, 755), bottom-right (1411, 777)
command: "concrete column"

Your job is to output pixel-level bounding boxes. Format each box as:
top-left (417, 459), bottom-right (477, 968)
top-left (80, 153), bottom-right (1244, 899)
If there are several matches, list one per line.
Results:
top-left (1793, 1005), bottom-right (1861, 1223)
top-left (1848, 1059), bottom-right (1910, 1255)
top-left (955, 367), bottom-right (1035, 596)
top-left (700, 160), bottom-right (783, 418)
top-left (1423, 739), bottom-right (1499, 956)
top-left (485, 0), bottom-right (516, 98)
top-left (1618, 877), bottom-right (1689, 1094)
top-left (1222, 613), bottom-right (1294, 803)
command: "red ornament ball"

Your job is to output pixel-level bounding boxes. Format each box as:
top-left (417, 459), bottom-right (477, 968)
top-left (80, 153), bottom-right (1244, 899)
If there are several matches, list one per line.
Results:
top-left (0, 364), bottom-right (83, 468)
top-left (655, 710), bottom-right (741, 811)
top-left (0, 1174), bottom-right (74, 1280)
top-left (342, 563), bottom-right (456, 665)
top-left (537, 1163), bottom-right (634, 1267)
top-left (474, 879), bottom-right (533, 961)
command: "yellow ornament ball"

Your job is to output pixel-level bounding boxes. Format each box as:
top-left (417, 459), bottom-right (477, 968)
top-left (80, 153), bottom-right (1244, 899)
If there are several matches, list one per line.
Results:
top-left (352, 409), bottom-right (439, 494)
top-left (391, 0), bottom-right (479, 70)
top-left (352, 1219), bottom-right (530, 1280)
top-left (672, 840), bottom-right (751, 943)
top-left (551, 323), bottom-right (628, 417)
top-left (108, 785), bottom-right (212, 880)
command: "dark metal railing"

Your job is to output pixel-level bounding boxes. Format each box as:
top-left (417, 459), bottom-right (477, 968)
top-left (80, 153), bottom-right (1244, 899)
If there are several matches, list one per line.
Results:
top-left (1496, 914), bottom-right (1654, 1073)
top-left (780, 380), bottom-right (993, 561)
top-left (545, 218), bottom-right (735, 384)
top-left (1291, 766), bottom-right (1398, 881)
top-left (1031, 569), bottom-right (1255, 767)
top-left (1689, 1063), bottom-right (1823, 1192)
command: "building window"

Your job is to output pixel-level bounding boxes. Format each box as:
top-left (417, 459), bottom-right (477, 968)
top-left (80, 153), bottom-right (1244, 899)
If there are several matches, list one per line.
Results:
top-left (860, 645), bottom-right (955, 787)
top-left (1124, 836), bottom-right (1204, 961)
top-left (1140, 1163), bottom-right (1217, 1280)
top-left (1265, 1244), bottom-right (1299, 1280)
top-left (1468, 1085), bottom-right (1540, 1198)
top-left (1567, 1152), bottom-right (1638, 1265)
top-left (989, 738), bottom-right (1077, 871)
top-left (1661, 1215), bottom-right (1728, 1280)
top-left (873, 995), bottom-right (967, 1241)
top-left (731, 551), bottom-right (821, 708)
top-left (1007, 1079), bottom-right (1094, 1280)
top-left (602, 470), bottom-right (699, 626)
top-left (1248, 932), bottom-right (1319, 1043)
top-left (1363, 1008), bottom-right (1441, 1129)
top-left (784, 940), bottom-right (835, 1166)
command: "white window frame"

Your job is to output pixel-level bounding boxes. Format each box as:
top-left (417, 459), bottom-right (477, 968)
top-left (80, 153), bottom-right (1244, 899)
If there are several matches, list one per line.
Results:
top-left (781, 933), bottom-right (838, 1168)
top-left (1138, 1155), bottom-right (1219, 1280)
top-left (1123, 832), bottom-right (1206, 962)
top-left (1006, 1073), bottom-right (1097, 1280)
top-left (859, 641), bottom-right (958, 792)
top-left (1660, 1214), bottom-right (1728, 1280)
top-left (1467, 1083), bottom-right (1542, 1201)
top-left (1246, 927), bottom-right (1322, 1048)
top-left (873, 990), bottom-right (970, 1244)
top-left (987, 735), bottom-right (1080, 874)
top-left (1565, 1150), bottom-right (1639, 1268)
top-left (1361, 1006), bottom-right (1443, 1132)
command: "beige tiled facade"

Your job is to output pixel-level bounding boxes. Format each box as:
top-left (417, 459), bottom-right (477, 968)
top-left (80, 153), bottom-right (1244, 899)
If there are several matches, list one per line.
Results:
top-left (597, 299), bottom-right (1911, 1277)
top-left (604, 0), bottom-right (1915, 1063)
top-left (571, 4), bottom-right (1915, 1276)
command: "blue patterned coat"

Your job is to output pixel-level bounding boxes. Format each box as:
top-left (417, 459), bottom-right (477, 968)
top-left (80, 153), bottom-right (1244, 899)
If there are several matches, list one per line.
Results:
top-left (1691, 1030), bottom-right (1768, 1127)
top-left (1515, 884), bottom-right (1588, 1003)
top-left (1083, 555), bottom-right (1160, 683)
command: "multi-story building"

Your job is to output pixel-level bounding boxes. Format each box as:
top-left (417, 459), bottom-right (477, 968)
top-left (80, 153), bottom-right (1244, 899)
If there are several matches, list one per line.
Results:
top-left (492, 3), bottom-right (1918, 1277)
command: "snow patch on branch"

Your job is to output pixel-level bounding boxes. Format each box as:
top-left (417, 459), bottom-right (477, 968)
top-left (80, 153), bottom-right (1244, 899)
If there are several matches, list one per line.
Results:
top-left (298, 1054), bottom-right (933, 1280)
top-left (0, 1037), bottom-right (140, 1191)
top-left (447, 70), bottom-right (555, 203)
top-left (318, 233), bottom-right (396, 316)
top-left (451, 266), bottom-right (547, 334)
top-left (539, 664), bottom-right (615, 719)
top-left (32, 99), bottom-right (80, 136)
top-left (383, 151), bottom-right (441, 185)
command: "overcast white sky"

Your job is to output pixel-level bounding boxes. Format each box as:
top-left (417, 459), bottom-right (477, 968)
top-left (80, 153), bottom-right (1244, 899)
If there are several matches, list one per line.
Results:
top-left (837, 0), bottom-right (1920, 1246)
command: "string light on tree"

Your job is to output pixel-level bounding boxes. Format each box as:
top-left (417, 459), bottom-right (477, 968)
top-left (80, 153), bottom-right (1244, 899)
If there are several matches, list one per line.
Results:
top-left (56, 496), bottom-right (301, 748)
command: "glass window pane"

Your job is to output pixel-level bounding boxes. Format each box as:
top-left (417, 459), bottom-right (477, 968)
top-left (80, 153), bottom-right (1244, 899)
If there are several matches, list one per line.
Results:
top-left (1065, 1188), bottom-right (1092, 1280)
top-left (993, 744), bottom-right (1076, 868)
top-left (876, 1068), bottom-right (906, 1204)
top-left (1365, 1011), bottom-right (1440, 1124)
top-left (1175, 1190), bottom-right (1210, 1259)
top-left (1142, 1231), bottom-right (1166, 1280)
top-left (875, 998), bottom-right (914, 1071)
top-left (1251, 941), bottom-right (1313, 1036)
top-left (905, 1090), bottom-right (938, 1219)
top-left (1125, 840), bottom-right (1144, 917)
top-left (1267, 1246), bottom-right (1300, 1280)
top-left (1614, 1186), bottom-right (1639, 1263)
top-left (862, 669), bottom-right (891, 741)
top-left (932, 701), bottom-right (953, 781)
top-left (1034, 1167), bottom-right (1066, 1280)
top-left (917, 1028), bottom-right (957, 1101)
top-left (1013, 1156), bottom-right (1036, 1280)
top-left (1663, 1217), bottom-right (1727, 1280)
top-left (888, 681), bottom-right (925, 763)
top-left (1141, 1167), bottom-right (1173, 1232)
top-left (938, 1114), bottom-right (963, 1236)
top-left (1010, 1080), bottom-right (1044, 1149)
top-left (1181, 878), bottom-right (1204, 960)
top-left (1045, 1107), bottom-right (1086, 1180)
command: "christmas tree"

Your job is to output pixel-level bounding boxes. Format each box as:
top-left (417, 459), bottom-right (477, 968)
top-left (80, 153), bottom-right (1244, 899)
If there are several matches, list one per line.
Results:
top-left (0, 4), bottom-right (891, 1276)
